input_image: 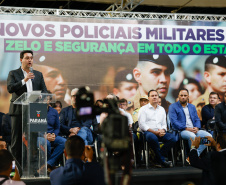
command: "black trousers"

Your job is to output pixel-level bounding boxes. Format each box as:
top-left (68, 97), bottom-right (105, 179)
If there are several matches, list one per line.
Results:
top-left (11, 115), bottom-right (22, 165)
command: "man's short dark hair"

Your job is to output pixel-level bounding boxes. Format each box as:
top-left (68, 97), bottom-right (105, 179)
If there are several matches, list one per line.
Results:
top-left (148, 89), bottom-right (158, 97)
top-left (216, 132), bottom-right (226, 149)
top-left (65, 135), bottom-right (85, 158)
top-left (119, 98), bottom-right (127, 103)
top-left (209, 92), bottom-right (220, 99)
top-left (0, 138), bottom-right (6, 142)
top-left (0, 150), bottom-right (13, 173)
top-left (178, 88), bottom-right (189, 95)
top-left (20, 50), bottom-right (33, 59)
top-left (52, 101), bottom-right (62, 109)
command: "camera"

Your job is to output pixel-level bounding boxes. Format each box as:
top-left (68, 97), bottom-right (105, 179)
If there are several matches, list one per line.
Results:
top-left (200, 137), bottom-right (210, 145)
top-left (76, 87), bottom-right (131, 185)
top-left (75, 86), bottom-right (130, 151)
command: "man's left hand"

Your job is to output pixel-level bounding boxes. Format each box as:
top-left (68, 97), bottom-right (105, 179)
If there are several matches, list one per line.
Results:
top-left (158, 129), bottom-right (166, 137)
top-left (193, 127), bottom-right (199, 134)
top-left (190, 136), bottom-right (200, 149)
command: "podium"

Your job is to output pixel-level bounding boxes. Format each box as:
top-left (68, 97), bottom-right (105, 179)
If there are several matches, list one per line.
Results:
top-left (13, 92), bottom-right (56, 178)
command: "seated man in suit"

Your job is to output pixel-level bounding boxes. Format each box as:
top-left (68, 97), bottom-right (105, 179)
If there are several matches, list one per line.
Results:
top-left (201, 92), bottom-right (219, 129)
top-left (50, 135), bottom-right (105, 185)
top-left (60, 88), bottom-right (98, 145)
top-left (215, 92), bottom-right (226, 132)
top-left (169, 88), bottom-right (212, 157)
top-left (37, 95), bottom-right (66, 173)
top-left (189, 133), bottom-right (226, 185)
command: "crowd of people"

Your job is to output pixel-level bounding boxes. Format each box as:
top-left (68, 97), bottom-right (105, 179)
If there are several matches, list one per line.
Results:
top-left (0, 50), bottom-right (226, 185)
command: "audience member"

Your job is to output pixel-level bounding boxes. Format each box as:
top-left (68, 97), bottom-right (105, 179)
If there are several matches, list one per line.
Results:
top-left (0, 142), bottom-right (22, 182)
top-left (215, 92), bottom-right (226, 132)
top-left (189, 133), bottom-right (226, 185)
top-left (1, 113), bottom-right (11, 146)
top-left (50, 135), bottom-right (105, 185)
top-left (138, 90), bottom-right (176, 167)
top-left (158, 96), bottom-right (162, 106)
top-left (119, 98), bottom-right (128, 110)
top-left (37, 99), bottom-right (66, 173)
top-left (169, 88), bottom-right (212, 157)
top-left (60, 88), bottom-right (98, 145)
top-left (201, 92), bottom-right (219, 129)
top-left (52, 101), bottom-right (63, 115)
top-left (101, 94), bottom-right (133, 127)
top-left (132, 95), bottom-right (149, 124)
top-left (95, 100), bottom-right (104, 108)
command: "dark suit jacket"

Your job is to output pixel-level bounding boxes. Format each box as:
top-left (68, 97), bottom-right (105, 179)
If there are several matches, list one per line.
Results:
top-left (189, 148), bottom-right (226, 185)
top-left (7, 67), bottom-right (47, 116)
top-left (59, 106), bottom-right (98, 136)
top-left (0, 112), bottom-right (5, 136)
top-left (1, 113), bottom-right (11, 144)
top-left (50, 158), bottom-right (105, 185)
top-left (215, 102), bottom-right (226, 132)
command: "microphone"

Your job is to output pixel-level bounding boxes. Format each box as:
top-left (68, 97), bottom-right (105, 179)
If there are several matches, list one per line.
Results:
top-left (29, 67), bottom-right (34, 81)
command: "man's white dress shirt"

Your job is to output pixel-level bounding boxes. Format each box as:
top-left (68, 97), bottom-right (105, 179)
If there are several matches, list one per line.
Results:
top-left (138, 103), bottom-right (167, 132)
top-left (21, 67), bottom-right (33, 92)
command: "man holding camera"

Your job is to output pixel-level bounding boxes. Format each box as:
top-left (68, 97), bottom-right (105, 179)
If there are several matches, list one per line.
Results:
top-left (189, 133), bottom-right (226, 185)
top-left (138, 90), bottom-right (176, 168)
top-left (169, 88), bottom-right (212, 157)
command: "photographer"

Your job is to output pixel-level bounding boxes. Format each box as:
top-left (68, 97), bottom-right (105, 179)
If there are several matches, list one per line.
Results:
top-left (189, 133), bottom-right (226, 185)
top-left (0, 150), bottom-right (25, 185)
top-left (50, 135), bottom-right (105, 185)
top-left (0, 138), bottom-right (22, 181)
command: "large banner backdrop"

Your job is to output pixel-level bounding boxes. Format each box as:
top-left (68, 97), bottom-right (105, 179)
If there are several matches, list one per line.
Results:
top-left (1, 14), bottom-right (226, 113)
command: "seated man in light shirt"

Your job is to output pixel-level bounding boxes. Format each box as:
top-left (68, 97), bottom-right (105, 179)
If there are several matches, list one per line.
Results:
top-left (138, 90), bottom-right (176, 168)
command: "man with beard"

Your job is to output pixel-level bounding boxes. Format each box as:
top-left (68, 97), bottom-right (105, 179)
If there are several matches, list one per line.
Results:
top-left (130, 54), bottom-right (174, 113)
top-left (169, 88), bottom-right (212, 157)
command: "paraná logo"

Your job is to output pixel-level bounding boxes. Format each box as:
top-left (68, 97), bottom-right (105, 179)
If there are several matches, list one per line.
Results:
top-left (36, 111), bottom-right (41, 118)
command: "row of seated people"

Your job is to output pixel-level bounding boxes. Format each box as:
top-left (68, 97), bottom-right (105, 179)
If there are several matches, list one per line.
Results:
top-left (1, 87), bottom-right (225, 172)
top-left (128, 88), bottom-right (226, 168)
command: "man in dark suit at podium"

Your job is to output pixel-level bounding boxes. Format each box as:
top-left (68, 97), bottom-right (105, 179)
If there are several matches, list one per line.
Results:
top-left (7, 50), bottom-right (47, 165)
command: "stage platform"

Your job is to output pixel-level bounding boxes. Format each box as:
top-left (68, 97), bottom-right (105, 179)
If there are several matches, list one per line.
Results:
top-left (22, 166), bottom-right (202, 185)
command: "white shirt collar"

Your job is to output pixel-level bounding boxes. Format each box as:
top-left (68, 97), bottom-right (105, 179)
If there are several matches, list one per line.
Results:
top-left (148, 103), bottom-right (159, 109)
